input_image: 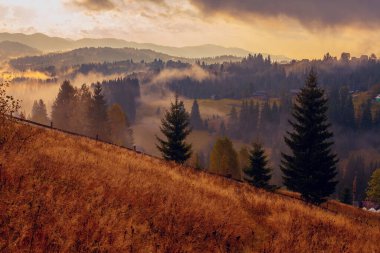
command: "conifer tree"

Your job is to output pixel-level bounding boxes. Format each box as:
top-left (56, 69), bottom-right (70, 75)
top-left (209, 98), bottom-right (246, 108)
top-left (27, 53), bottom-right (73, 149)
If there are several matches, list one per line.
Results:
top-left (340, 87), bottom-right (356, 130)
top-left (51, 80), bottom-right (75, 131)
top-left (360, 100), bottom-right (373, 130)
top-left (30, 99), bottom-right (49, 125)
top-left (190, 99), bottom-right (203, 130)
top-left (281, 70), bottom-right (338, 204)
top-left (72, 84), bottom-right (92, 135)
top-left (156, 95), bottom-right (192, 164)
top-left (228, 106), bottom-right (238, 137)
top-left (89, 82), bottom-right (109, 139)
top-left (244, 142), bottom-right (273, 189)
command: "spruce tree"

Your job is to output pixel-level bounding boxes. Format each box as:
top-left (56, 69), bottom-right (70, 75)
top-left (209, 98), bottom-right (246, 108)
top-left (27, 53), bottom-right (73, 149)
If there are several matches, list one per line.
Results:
top-left (73, 84), bottom-right (92, 135)
top-left (30, 99), bottom-right (49, 125)
top-left (156, 95), bottom-right (192, 164)
top-left (281, 70), bottom-right (338, 204)
top-left (190, 99), bottom-right (203, 130)
top-left (228, 106), bottom-right (238, 137)
top-left (89, 82), bottom-right (109, 139)
top-left (51, 80), bottom-right (75, 131)
top-left (244, 142), bottom-right (273, 189)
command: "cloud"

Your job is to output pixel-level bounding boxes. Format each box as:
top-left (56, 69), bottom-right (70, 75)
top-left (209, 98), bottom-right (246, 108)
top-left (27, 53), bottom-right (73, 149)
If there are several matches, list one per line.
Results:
top-left (71, 0), bottom-right (116, 11)
top-left (189, 0), bottom-right (380, 28)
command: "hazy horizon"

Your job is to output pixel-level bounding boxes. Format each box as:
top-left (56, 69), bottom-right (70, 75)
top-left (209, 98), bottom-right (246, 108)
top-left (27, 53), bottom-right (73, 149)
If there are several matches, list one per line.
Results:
top-left (1, 0), bottom-right (380, 59)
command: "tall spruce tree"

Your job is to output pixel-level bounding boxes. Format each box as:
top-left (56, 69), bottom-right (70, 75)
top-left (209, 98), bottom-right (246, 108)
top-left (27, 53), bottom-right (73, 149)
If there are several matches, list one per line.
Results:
top-left (156, 95), bottom-right (192, 164)
top-left (190, 99), bottom-right (203, 130)
top-left (281, 70), bottom-right (338, 204)
top-left (244, 142), bottom-right (273, 189)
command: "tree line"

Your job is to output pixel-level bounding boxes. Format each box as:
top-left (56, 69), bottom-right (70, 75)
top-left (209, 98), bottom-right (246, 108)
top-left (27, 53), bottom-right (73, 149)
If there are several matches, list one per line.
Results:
top-left (28, 80), bottom-right (134, 148)
top-left (168, 52), bottom-right (380, 100)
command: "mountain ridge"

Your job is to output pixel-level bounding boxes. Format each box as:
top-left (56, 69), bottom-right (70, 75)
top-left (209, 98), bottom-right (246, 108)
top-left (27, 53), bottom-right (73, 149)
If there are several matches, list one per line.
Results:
top-left (0, 32), bottom-right (291, 61)
top-left (0, 40), bottom-right (41, 60)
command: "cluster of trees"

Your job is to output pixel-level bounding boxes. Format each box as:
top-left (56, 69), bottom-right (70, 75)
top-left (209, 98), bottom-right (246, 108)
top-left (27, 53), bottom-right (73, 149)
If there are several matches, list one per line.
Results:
top-left (157, 71), bottom-right (339, 204)
top-left (169, 54), bottom-right (286, 99)
top-left (226, 100), bottom-right (284, 143)
top-left (329, 86), bottom-right (380, 131)
top-left (101, 77), bottom-right (140, 123)
top-left (30, 80), bottom-right (134, 148)
top-left (167, 52), bottom-right (380, 100)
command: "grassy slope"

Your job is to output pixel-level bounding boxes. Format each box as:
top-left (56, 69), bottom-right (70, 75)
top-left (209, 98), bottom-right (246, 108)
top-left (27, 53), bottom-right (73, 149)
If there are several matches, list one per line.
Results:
top-left (0, 124), bottom-right (379, 253)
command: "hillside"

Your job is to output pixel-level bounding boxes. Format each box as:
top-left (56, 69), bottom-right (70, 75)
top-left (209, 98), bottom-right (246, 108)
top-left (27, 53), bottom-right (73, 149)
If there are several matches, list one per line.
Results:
top-left (0, 41), bottom-right (40, 60)
top-left (9, 47), bottom-right (183, 70)
top-left (0, 123), bottom-right (379, 252)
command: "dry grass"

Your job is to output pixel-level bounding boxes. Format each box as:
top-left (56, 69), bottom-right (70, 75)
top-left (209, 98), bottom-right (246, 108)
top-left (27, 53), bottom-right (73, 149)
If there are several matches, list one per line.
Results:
top-left (0, 124), bottom-right (379, 253)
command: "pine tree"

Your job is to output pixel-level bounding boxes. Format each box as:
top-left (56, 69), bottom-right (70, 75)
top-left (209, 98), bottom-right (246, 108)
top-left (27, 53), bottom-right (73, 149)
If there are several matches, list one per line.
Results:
top-left (244, 142), bottom-right (273, 189)
top-left (156, 95), bottom-right (192, 164)
top-left (190, 99), bottom-right (203, 130)
top-left (51, 80), bottom-right (76, 131)
top-left (209, 137), bottom-right (240, 179)
top-left (281, 70), bottom-right (338, 204)
top-left (89, 82), bottom-right (109, 139)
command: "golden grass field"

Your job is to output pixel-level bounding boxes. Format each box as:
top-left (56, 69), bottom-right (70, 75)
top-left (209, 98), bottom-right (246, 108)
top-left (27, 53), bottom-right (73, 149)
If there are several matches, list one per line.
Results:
top-left (0, 123), bottom-right (379, 253)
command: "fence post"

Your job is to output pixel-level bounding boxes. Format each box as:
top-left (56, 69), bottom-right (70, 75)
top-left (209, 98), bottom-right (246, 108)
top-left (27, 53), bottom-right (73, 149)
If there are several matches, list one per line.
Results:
top-left (133, 145), bottom-right (136, 152)
top-left (50, 122), bottom-right (53, 129)
top-left (96, 134), bottom-right (99, 141)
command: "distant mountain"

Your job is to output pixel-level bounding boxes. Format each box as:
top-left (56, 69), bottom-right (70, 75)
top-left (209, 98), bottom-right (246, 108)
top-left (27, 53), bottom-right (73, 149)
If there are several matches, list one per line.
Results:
top-left (10, 47), bottom-right (184, 70)
top-left (0, 32), bottom-right (291, 62)
top-left (0, 41), bottom-right (41, 60)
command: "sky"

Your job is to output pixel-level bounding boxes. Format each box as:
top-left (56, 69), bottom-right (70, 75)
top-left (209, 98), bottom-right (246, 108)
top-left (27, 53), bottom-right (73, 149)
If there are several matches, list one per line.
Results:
top-left (1, 0), bottom-right (380, 59)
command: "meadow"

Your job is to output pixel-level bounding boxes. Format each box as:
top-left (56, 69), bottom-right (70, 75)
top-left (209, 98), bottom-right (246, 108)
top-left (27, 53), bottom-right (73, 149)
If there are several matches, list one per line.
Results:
top-left (0, 123), bottom-right (379, 252)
